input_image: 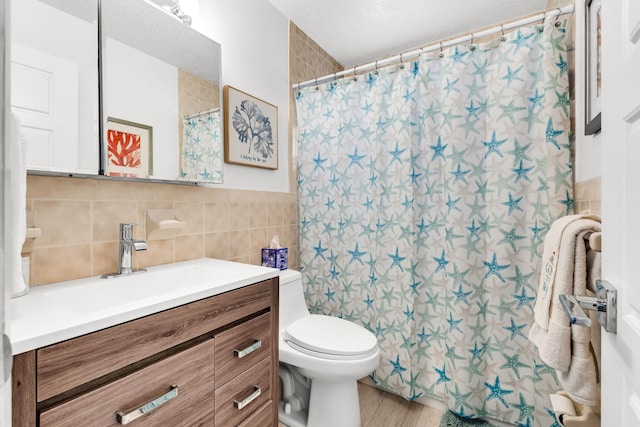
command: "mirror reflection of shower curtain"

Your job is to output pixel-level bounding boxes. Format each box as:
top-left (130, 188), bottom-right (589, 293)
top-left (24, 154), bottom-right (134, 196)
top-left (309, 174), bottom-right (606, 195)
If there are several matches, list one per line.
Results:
top-left (180, 111), bottom-right (223, 183)
top-left (295, 22), bottom-right (572, 426)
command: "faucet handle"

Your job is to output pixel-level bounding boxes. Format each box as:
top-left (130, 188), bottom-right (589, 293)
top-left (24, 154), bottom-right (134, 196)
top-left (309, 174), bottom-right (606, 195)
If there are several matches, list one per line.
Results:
top-left (119, 223), bottom-right (139, 240)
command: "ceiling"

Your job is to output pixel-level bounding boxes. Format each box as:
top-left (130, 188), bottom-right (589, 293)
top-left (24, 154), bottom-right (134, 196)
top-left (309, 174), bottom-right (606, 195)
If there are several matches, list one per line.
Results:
top-left (266, 0), bottom-right (547, 67)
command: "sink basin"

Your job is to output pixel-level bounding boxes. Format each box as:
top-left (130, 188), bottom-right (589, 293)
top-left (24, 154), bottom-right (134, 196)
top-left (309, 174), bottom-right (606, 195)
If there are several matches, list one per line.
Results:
top-left (41, 259), bottom-right (267, 314)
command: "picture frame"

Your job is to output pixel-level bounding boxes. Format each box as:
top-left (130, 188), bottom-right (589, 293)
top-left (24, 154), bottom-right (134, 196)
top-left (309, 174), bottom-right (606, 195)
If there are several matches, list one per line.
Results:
top-left (105, 117), bottom-right (153, 178)
top-left (223, 85), bottom-right (278, 170)
top-left (585, 0), bottom-right (602, 135)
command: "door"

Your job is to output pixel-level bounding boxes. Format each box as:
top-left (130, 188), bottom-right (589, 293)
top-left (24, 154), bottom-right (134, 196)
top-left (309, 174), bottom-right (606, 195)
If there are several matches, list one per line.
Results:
top-left (600, 0), bottom-right (640, 425)
top-left (10, 43), bottom-right (78, 172)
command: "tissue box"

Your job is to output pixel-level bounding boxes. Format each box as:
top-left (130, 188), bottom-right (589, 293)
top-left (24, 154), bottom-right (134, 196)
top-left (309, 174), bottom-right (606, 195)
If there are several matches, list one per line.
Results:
top-left (262, 247), bottom-right (288, 270)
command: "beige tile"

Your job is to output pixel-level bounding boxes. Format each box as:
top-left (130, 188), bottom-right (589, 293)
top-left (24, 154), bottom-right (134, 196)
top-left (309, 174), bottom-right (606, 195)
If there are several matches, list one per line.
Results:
top-left (33, 200), bottom-right (91, 247)
top-left (229, 229), bottom-right (250, 259)
top-left (284, 202), bottom-right (298, 225)
top-left (229, 203), bottom-right (251, 230)
top-left (251, 203), bottom-right (269, 228)
top-left (175, 234), bottom-right (204, 262)
top-left (581, 177), bottom-right (600, 201)
top-left (153, 184), bottom-right (198, 202)
top-left (92, 241), bottom-right (119, 277)
top-left (205, 231), bottom-right (229, 259)
top-left (268, 203), bottom-right (283, 227)
top-left (137, 239), bottom-right (174, 269)
top-left (96, 180), bottom-right (156, 201)
top-left (32, 245), bottom-right (92, 285)
top-left (27, 175), bottom-right (97, 200)
top-left (282, 225), bottom-right (299, 249)
top-left (229, 255), bottom-right (250, 265)
top-left (176, 201), bottom-right (204, 235)
top-left (251, 227), bottom-right (269, 254)
top-left (93, 201), bottom-right (139, 242)
top-left (205, 203), bottom-right (229, 232)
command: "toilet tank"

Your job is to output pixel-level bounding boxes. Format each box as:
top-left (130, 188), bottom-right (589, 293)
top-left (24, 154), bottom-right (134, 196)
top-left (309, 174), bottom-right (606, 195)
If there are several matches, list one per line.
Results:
top-left (279, 269), bottom-right (310, 330)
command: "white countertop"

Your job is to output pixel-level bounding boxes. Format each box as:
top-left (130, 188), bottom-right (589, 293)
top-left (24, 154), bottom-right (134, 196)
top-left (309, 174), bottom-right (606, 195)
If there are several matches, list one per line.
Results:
top-left (10, 258), bottom-right (280, 355)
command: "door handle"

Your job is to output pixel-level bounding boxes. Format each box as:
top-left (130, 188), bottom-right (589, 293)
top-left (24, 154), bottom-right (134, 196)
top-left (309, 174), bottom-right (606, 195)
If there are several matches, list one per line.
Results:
top-left (560, 279), bottom-right (617, 333)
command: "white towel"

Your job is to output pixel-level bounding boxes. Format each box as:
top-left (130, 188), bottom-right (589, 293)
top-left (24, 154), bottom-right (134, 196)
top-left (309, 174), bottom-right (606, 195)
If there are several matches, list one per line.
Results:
top-left (529, 214), bottom-right (601, 406)
top-left (8, 112), bottom-right (28, 297)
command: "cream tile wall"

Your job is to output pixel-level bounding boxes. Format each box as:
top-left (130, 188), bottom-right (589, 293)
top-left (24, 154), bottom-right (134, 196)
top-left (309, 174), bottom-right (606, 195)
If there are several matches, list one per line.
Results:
top-left (26, 175), bottom-right (298, 285)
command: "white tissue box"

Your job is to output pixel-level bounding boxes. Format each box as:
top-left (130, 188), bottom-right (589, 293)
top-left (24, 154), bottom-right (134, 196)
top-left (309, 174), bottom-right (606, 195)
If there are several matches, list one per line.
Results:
top-left (262, 248), bottom-right (288, 270)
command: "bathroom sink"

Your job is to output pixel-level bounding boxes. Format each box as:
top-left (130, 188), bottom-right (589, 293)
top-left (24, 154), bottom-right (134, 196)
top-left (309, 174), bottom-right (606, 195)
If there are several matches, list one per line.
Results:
top-left (41, 259), bottom-right (269, 314)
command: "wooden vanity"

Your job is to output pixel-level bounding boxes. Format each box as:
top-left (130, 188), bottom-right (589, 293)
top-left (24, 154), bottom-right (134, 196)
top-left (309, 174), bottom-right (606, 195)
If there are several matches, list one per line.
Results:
top-left (11, 273), bottom-right (279, 426)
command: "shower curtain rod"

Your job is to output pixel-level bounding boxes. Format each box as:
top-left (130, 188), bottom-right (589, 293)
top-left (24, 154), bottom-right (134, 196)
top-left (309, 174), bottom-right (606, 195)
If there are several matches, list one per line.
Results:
top-left (294, 4), bottom-right (574, 90)
top-left (184, 107), bottom-right (220, 120)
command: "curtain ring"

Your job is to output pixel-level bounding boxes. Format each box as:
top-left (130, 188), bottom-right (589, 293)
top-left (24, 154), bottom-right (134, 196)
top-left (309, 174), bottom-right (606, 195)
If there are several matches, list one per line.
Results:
top-left (399, 53), bottom-right (405, 69)
top-left (333, 72), bottom-right (337, 81)
top-left (314, 77), bottom-right (319, 91)
top-left (500, 24), bottom-right (506, 42)
top-left (439, 42), bottom-right (444, 58)
top-left (374, 59), bottom-right (379, 75)
top-left (555, 7), bottom-right (562, 27)
top-left (353, 66), bottom-right (358, 81)
top-left (469, 33), bottom-right (475, 51)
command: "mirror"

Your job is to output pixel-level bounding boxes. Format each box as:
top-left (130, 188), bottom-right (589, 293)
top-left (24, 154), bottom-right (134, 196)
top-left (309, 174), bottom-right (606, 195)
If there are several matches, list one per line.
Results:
top-left (10, 0), bottom-right (99, 175)
top-left (101, 0), bottom-right (223, 183)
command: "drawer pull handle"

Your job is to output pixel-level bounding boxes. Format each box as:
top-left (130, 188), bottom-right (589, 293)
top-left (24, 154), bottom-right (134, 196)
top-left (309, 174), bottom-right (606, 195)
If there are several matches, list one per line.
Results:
top-left (116, 384), bottom-right (178, 424)
top-left (234, 339), bottom-right (262, 358)
top-left (234, 386), bottom-right (261, 410)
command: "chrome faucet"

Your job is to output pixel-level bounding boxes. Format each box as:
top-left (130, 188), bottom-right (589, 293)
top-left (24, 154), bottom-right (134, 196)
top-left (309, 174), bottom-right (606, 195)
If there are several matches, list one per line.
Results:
top-left (102, 223), bottom-right (148, 278)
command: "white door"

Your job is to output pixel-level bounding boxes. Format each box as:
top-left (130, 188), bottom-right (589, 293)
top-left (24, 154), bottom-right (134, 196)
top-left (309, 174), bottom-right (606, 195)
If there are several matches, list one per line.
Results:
top-left (11, 43), bottom-right (78, 172)
top-left (600, 0), bottom-right (640, 425)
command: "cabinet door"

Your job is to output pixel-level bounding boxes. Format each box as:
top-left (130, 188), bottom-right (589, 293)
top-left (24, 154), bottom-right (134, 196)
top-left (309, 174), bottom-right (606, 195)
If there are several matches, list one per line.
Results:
top-left (40, 339), bottom-right (215, 427)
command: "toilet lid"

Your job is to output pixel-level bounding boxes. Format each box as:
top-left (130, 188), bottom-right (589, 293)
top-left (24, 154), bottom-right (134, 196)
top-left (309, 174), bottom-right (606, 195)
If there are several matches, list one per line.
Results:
top-left (284, 315), bottom-right (378, 358)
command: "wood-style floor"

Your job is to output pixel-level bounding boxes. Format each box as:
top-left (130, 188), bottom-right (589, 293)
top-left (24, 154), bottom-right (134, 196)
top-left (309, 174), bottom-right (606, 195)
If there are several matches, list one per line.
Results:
top-left (279, 382), bottom-right (445, 427)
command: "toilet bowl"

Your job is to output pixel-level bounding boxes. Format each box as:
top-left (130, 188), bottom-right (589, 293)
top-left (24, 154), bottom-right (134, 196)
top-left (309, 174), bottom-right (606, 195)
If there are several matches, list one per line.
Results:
top-left (278, 269), bottom-right (380, 427)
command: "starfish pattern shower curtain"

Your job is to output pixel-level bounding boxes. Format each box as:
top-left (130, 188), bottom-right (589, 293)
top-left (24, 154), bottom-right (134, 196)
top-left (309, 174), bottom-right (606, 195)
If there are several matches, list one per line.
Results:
top-left (295, 22), bottom-right (572, 427)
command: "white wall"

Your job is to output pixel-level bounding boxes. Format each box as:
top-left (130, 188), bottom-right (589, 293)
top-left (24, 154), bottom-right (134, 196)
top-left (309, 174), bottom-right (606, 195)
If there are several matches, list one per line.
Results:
top-left (191, 0), bottom-right (290, 193)
top-left (573, 0), bottom-right (602, 181)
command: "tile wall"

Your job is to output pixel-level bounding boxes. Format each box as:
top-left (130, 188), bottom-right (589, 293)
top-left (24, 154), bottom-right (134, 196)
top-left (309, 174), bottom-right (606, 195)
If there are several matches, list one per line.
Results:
top-left (25, 176), bottom-right (298, 285)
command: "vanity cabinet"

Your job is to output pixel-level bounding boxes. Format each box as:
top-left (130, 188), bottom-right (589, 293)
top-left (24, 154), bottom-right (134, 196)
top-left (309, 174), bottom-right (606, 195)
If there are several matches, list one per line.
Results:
top-left (12, 277), bottom-right (279, 426)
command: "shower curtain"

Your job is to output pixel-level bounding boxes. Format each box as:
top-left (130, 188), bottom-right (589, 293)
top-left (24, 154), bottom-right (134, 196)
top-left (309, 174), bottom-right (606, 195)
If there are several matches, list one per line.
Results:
top-left (180, 111), bottom-right (223, 183)
top-left (295, 21), bottom-right (571, 427)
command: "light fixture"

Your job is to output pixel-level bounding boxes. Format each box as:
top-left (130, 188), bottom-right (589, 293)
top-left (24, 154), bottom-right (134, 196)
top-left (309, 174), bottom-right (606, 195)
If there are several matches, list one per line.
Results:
top-left (171, 0), bottom-right (199, 26)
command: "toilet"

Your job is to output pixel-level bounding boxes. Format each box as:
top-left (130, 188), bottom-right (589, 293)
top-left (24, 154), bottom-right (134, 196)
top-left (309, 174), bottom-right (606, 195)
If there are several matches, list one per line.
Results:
top-left (278, 269), bottom-right (380, 427)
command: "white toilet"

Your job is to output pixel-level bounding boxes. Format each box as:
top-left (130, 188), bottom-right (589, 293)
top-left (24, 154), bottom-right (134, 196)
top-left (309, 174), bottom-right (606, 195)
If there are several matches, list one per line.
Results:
top-left (278, 269), bottom-right (380, 427)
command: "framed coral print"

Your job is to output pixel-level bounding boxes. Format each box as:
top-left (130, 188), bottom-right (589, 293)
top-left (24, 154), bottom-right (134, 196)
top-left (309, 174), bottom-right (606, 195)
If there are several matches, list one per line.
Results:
top-left (223, 85), bottom-right (278, 169)
top-left (105, 117), bottom-right (153, 178)
top-left (585, 0), bottom-right (602, 135)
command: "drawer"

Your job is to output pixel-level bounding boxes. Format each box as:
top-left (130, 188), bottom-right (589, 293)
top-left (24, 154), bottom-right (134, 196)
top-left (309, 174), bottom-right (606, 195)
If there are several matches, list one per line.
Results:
top-left (215, 312), bottom-right (272, 386)
top-left (39, 339), bottom-right (215, 427)
top-left (237, 401), bottom-right (274, 427)
top-left (40, 339), bottom-right (216, 427)
top-left (37, 279), bottom-right (273, 401)
top-left (215, 357), bottom-right (272, 427)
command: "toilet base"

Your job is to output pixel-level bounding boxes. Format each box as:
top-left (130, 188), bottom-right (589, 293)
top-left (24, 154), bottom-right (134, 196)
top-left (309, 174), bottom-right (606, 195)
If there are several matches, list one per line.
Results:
top-left (279, 377), bottom-right (361, 427)
top-left (307, 379), bottom-right (360, 427)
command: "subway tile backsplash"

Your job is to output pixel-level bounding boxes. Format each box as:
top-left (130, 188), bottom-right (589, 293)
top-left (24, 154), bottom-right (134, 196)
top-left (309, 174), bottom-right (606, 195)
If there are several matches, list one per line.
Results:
top-left (26, 175), bottom-right (298, 286)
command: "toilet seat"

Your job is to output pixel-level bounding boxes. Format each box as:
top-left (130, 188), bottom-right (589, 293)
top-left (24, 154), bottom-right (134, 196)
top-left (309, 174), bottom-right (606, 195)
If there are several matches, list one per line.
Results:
top-left (284, 314), bottom-right (378, 360)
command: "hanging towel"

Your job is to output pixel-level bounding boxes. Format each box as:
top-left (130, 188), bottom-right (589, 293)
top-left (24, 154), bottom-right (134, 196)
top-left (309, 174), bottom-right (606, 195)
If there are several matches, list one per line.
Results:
top-left (8, 113), bottom-right (28, 297)
top-left (529, 214), bottom-right (601, 406)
